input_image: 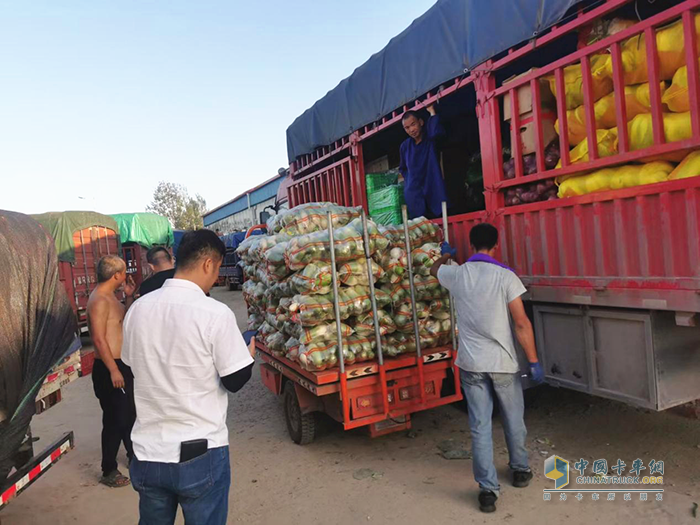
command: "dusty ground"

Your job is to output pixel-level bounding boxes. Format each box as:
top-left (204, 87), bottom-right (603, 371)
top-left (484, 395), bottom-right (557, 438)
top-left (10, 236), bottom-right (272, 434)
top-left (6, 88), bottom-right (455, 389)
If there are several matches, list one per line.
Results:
top-left (2, 288), bottom-right (699, 524)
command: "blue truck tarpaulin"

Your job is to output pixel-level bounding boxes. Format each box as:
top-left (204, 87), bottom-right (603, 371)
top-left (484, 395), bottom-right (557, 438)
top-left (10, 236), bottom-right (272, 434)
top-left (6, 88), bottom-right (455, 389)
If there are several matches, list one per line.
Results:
top-left (286, 0), bottom-right (578, 162)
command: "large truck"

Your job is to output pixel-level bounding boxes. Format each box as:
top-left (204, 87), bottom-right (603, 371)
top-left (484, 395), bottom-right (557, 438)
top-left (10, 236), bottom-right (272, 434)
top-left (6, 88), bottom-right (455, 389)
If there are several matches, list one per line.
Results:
top-left (282, 0), bottom-right (700, 411)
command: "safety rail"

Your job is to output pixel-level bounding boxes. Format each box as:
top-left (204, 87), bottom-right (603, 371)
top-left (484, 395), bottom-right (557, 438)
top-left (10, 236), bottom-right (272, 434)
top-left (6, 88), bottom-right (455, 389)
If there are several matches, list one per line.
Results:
top-left (287, 156), bottom-right (367, 209)
top-left (490, 1), bottom-right (700, 197)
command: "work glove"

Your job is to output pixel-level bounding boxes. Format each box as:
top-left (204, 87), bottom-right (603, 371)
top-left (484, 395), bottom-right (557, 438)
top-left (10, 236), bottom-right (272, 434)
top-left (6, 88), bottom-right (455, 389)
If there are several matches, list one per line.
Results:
top-left (441, 242), bottom-right (457, 258)
top-left (528, 362), bottom-right (544, 384)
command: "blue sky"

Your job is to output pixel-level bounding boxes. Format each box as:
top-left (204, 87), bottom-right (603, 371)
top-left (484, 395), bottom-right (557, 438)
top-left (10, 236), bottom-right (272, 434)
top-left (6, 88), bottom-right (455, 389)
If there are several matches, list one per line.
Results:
top-left (0, 0), bottom-right (436, 215)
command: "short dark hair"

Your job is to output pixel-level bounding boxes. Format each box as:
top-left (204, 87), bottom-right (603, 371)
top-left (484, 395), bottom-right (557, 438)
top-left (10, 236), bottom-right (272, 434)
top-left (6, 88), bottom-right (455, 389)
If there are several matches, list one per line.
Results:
top-left (97, 255), bottom-right (125, 283)
top-left (146, 246), bottom-right (172, 264)
top-left (470, 223), bottom-right (499, 251)
top-left (402, 110), bottom-right (421, 123)
top-left (176, 229), bottom-right (226, 270)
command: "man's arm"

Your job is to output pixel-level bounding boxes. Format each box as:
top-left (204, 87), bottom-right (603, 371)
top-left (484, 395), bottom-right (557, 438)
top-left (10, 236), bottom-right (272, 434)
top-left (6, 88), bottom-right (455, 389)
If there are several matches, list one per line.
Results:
top-left (123, 275), bottom-right (136, 310)
top-left (88, 299), bottom-right (125, 388)
top-left (507, 297), bottom-right (538, 364)
top-left (399, 142), bottom-right (407, 182)
top-left (425, 105), bottom-right (445, 140)
top-left (430, 254), bottom-right (451, 278)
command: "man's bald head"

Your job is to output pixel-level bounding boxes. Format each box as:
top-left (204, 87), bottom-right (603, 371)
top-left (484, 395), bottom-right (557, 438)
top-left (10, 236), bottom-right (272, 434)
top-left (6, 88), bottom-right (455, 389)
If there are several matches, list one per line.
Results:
top-left (97, 255), bottom-right (126, 283)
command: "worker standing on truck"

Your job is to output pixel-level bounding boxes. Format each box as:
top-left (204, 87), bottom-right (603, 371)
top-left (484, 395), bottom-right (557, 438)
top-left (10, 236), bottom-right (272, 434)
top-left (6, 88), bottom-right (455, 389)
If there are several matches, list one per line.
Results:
top-left (122, 229), bottom-right (255, 525)
top-left (399, 104), bottom-right (448, 219)
top-left (430, 223), bottom-right (544, 514)
top-left (87, 255), bottom-right (137, 489)
top-left (137, 246), bottom-right (176, 297)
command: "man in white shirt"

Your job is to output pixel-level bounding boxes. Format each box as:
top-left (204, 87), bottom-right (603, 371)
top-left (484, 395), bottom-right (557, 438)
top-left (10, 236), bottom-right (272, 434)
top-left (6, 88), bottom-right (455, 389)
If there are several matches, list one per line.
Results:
top-left (431, 223), bottom-right (543, 514)
top-left (122, 229), bottom-right (255, 525)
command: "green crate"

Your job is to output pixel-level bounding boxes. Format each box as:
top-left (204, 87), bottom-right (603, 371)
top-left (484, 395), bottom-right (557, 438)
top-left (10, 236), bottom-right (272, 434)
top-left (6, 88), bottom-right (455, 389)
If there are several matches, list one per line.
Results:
top-left (370, 206), bottom-right (403, 226)
top-left (368, 184), bottom-right (404, 211)
top-left (366, 170), bottom-right (399, 193)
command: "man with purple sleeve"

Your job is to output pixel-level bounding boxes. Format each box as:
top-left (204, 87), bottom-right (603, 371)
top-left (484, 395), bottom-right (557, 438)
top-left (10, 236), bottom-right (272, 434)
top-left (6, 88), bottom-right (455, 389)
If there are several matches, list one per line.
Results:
top-left (430, 223), bottom-right (544, 513)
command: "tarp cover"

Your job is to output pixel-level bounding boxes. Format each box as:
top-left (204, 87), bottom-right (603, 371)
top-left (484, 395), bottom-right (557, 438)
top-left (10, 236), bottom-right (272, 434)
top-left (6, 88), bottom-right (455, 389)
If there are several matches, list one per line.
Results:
top-left (110, 213), bottom-right (174, 249)
top-left (32, 211), bottom-right (120, 263)
top-left (286, 0), bottom-right (578, 161)
top-left (0, 211), bottom-right (80, 478)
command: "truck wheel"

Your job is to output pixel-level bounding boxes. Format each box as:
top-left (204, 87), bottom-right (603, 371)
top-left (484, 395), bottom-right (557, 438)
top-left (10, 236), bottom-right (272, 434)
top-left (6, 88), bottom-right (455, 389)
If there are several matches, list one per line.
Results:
top-left (284, 382), bottom-right (316, 445)
top-left (228, 281), bottom-right (236, 291)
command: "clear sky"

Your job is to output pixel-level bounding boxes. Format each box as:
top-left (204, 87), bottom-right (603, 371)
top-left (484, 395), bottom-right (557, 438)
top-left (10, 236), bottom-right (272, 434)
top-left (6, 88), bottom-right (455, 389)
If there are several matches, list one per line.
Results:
top-left (0, 0), bottom-right (436, 216)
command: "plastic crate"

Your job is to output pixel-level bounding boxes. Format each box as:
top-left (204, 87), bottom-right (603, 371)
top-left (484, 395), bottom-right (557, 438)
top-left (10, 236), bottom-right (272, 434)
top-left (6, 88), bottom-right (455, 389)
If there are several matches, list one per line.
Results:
top-left (80, 350), bottom-right (95, 376)
top-left (368, 184), bottom-right (404, 211)
top-left (370, 206), bottom-right (403, 226)
top-left (365, 170), bottom-right (399, 193)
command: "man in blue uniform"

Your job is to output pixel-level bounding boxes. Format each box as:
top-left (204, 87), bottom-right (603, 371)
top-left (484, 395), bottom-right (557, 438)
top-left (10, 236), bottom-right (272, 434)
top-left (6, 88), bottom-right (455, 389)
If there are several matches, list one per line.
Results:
top-left (399, 104), bottom-right (448, 219)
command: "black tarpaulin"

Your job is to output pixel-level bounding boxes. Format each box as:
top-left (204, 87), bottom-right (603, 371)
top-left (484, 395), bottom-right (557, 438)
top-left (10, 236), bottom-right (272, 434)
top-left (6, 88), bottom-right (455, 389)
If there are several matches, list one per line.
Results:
top-left (286, 0), bottom-right (578, 162)
top-left (0, 211), bottom-right (80, 478)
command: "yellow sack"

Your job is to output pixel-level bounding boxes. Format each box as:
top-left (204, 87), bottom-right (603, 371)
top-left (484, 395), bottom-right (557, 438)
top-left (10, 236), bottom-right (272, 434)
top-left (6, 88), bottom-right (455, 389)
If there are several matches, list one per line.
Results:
top-left (547, 54), bottom-right (613, 110)
top-left (626, 111), bottom-right (692, 151)
top-left (608, 14), bottom-right (700, 85)
top-left (556, 128), bottom-right (619, 168)
top-left (661, 59), bottom-right (700, 112)
top-left (669, 150), bottom-right (700, 180)
top-left (558, 161), bottom-right (674, 197)
top-left (556, 82), bottom-right (667, 144)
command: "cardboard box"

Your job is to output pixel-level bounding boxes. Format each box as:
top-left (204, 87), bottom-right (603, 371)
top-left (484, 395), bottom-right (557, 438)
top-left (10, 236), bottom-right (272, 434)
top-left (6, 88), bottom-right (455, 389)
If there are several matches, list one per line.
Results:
top-left (503, 69), bottom-right (557, 156)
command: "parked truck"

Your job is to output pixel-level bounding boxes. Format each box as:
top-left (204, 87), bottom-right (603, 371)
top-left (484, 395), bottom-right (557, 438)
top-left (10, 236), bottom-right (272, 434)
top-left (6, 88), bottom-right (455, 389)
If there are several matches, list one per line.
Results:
top-left (110, 212), bottom-right (174, 292)
top-left (282, 0), bottom-right (700, 412)
top-left (1, 211), bottom-right (82, 509)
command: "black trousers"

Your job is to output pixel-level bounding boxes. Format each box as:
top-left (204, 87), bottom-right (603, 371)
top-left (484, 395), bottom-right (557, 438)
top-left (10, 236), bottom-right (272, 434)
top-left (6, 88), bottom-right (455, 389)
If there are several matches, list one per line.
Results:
top-left (92, 359), bottom-right (136, 476)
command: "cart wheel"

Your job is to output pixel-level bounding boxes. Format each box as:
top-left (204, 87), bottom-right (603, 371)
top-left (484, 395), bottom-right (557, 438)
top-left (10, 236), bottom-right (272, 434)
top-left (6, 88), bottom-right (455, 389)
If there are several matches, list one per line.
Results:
top-left (228, 281), bottom-right (236, 291)
top-left (284, 382), bottom-right (316, 445)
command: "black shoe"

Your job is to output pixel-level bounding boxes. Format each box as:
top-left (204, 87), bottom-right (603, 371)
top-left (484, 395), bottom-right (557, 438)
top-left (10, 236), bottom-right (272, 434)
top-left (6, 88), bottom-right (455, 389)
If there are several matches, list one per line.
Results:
top-left (513, 470), bottom-right (533, 488)
top-left (478, 490), bottom-right (497, 513)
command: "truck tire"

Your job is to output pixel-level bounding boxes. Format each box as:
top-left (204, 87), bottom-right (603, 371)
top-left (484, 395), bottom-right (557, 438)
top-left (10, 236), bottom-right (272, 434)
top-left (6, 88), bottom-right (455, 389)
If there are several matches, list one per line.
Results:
top-left (228, 281), bottom-right (237, 291)
top-left (283, 382), bottom-right (316, 445)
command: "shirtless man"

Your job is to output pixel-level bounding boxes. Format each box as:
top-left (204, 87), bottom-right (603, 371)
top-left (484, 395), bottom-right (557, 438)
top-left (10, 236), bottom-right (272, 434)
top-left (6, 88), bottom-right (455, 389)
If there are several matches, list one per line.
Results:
top-left (87, 255), bottom-right (136, 488)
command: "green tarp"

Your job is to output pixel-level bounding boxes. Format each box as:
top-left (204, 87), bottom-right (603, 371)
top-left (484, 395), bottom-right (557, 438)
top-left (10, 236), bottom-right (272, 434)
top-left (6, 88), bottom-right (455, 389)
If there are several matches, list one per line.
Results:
top-left (31, 211), bottom-right (120, 263)
top-left (110, 213), bottom-right (174, 249)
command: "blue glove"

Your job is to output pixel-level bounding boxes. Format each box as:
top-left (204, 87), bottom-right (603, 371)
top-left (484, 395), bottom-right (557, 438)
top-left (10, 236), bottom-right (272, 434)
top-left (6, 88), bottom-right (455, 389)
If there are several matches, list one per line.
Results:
top-left (441, 242), bottom-right (457, 258)
top-left (528, 362), bottom-right (544, 384)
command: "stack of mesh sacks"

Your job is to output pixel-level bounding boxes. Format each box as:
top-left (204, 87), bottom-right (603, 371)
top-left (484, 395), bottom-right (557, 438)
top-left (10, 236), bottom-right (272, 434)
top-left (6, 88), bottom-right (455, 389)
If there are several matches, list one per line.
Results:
top-left (377, 219), bottom-right (452, 357)
top-left (239, 203), bottom-right (452, 372)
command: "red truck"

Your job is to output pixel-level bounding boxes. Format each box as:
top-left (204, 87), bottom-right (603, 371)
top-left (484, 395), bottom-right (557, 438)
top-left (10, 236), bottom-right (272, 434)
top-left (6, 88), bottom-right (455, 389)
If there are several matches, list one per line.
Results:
top-left (282, 0), bottom-right (700, 412)
top-left (32, 211), bottom-right (121, 375)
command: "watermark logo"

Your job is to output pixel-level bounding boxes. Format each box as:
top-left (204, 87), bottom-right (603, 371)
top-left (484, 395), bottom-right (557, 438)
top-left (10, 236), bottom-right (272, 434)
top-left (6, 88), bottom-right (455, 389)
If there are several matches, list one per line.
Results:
top-left (545, 455), bottom-right (569, 489)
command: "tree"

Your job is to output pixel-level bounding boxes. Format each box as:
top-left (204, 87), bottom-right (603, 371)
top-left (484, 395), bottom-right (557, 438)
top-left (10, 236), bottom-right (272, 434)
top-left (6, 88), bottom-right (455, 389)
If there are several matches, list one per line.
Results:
top-left (146, 181), bottom-right (207, 230)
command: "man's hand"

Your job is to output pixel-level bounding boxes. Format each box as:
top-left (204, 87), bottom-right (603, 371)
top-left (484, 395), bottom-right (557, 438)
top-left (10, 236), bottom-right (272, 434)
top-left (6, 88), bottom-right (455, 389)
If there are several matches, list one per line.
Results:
top-left (441, 242), bottom-right (457, 258)
top-left (426, 104), bottom-right (436, 116)
top-left (123, 275), bottom-right (136, 298)
top-left (248, 337), bottom-right (256, 359)
top-left (528, 362), bottom-right (544, 384)
top-left (110, 368), bottom-right (125, 389)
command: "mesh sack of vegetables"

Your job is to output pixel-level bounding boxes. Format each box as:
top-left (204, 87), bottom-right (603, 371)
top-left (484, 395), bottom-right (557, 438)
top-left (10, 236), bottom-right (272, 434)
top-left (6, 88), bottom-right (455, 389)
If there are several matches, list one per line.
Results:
top-left (503, 142), bottom-right (560, 180)
top-left (546, 53), bottom-right (613, 110)
top-left (247, 313), bottom-right (264, 331)
top-left (429, 298), bottom-right (451, 320)
top-left (605, 14), bottom-right (700, 86)
top-left (373, 247), bottom-right (407, 283)
top-left (409, 275), bottom-right (449, 301)
top-left (266, 331), bottom-right (287, 358)
top-left (264, 241), bottom-right (290, 282)
top-left (235, 235), bottom-right (258, 263)
top-left (625, 111), bottom-right (692, 152)
top-left (351, 310), bottom-right (397, 337)
top-left (270, 203), bottom-right (361, 236)
top-left (290, 262), bottom-right (333, 294)
top-left (382, 332), bottom-right (417, 357)
top-left (379, 217), bottom-right (443, 249)
top-left (379, 281), bottom-right (408, 305)
top-left (289, 286), bottom-right (390, 326)
top-left (298, 341), bottom-right (341, 371)
top-left (259, 321), bottom-right (276, 343)
top-left (669, 150), bottom-right (700, 180)
top-left (250, 234), bottom-right (292, 263)
top-left (284, 337), bottom-right (301, 361)
top-left (505, 179), bottom-right (558, 206)
top-left (276, 297), bottom-right (293, 323)
top-left (285, 218), bottom-right (389, 270)
top-left (269, 275), bottom-right (296, 300)
top-left (392, 302), bottom-right (431, 333)
top-left (662, 59), bottom-right (700, 113)
top-left (556, 81), bottom-right (668, 145)
top-left (297, 321), bottom-right (353, 346)
top-left (337, 259), bottom-right (385, 286)
top-left (556, 128), bottom-right (619, 168)
top-left (412, 243), bottom-right (441, 276)
top-left (347, 335), bottom-right (376, 362)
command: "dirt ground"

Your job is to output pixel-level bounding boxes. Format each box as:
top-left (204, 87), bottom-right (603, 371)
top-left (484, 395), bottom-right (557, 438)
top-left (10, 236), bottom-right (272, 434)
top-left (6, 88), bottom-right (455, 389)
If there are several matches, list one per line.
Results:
top-left (3, 288), bottom-right (699, 524)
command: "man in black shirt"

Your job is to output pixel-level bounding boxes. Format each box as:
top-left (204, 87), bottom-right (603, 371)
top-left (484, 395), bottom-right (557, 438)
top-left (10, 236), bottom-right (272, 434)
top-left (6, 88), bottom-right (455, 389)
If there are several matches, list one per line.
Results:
top-left (137, 246), bottom-right (175, 297)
